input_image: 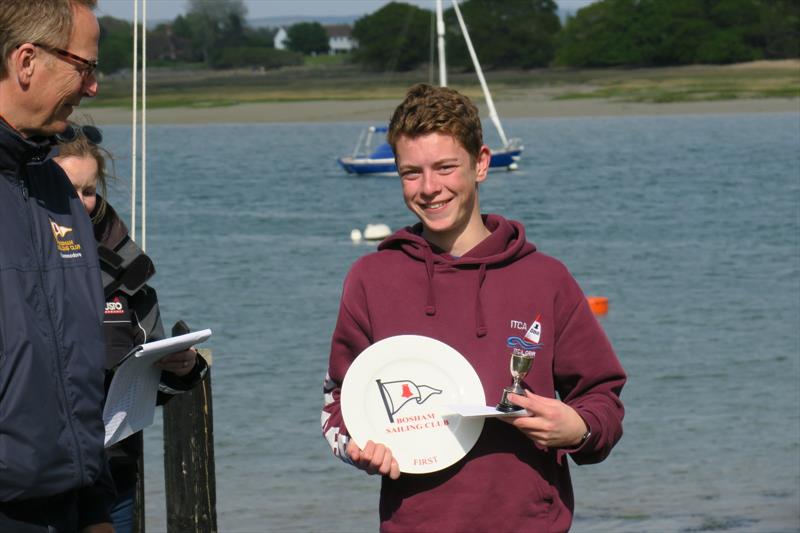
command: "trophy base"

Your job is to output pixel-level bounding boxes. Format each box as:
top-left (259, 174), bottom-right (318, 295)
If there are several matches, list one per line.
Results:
top-left (496, 388), bottom-right (524, 413)
top-left (495, 403), bottom-right (522, 413)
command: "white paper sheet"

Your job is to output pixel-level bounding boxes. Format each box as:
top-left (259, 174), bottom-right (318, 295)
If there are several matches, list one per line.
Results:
top-left (445, 404), bottom-right (528, 418)
top-left (103, 329), bottom-right (212, 447)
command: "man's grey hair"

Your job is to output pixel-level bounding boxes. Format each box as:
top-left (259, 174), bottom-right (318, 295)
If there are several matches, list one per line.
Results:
top-left (0, 0), bottom-right (97, 79)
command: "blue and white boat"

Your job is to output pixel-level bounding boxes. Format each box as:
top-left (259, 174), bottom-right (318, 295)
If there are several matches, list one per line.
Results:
top-left (338, 127), bottom-right (397, 176)
top-left (338, 126), bottom-right (523, 176)
top-left (338, 0), bottom-right (525, 176)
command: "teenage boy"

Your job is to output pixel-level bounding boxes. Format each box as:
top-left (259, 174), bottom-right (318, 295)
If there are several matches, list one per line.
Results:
top-left (322, 83), bottom-right (626, 532)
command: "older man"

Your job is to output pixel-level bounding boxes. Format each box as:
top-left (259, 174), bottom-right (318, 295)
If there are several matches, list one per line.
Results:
top-left (0, 1), bottom-right (114, 532)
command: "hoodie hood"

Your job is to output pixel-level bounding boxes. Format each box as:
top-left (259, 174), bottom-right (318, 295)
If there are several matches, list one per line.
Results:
top-left (378, 214), bottom-right (536, 336)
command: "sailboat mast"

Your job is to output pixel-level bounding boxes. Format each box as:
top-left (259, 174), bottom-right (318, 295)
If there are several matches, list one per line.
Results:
top-left (436, 0), bottom-right (447, 87)
top-left (450, 0), bottom-right (509, 147)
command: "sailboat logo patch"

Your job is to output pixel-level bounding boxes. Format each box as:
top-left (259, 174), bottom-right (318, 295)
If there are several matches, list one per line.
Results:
top-left (507, 313), bottom-right (544, 356)
top-left (525, 314), bottom-right (542, 344)
top-left (376, 379), bottom-right (442, 423)
top-left (49, 218), bottom-right (83, 259)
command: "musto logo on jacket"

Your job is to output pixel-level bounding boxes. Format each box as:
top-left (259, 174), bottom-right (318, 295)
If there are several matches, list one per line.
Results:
top-left (49, 218), bottom-right (83, 259)
top-left (105, 296), bottom-right (125, 315)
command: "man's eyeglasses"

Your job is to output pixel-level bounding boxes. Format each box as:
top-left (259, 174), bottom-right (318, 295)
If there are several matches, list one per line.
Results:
top-left (24, 43), bottom-right (98, 78)
top-left (56, 124), bottom-right (103, 145)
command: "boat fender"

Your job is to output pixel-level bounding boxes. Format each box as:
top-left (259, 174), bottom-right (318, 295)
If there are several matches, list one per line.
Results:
top-left (363, 223), bottom-right (391, 241)
top-left (587, 296), bottom-right (609, 316)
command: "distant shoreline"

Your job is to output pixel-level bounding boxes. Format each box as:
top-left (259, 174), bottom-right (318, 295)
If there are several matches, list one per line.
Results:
top-left (83, 96), bottom-right (799, 126)
top-left (84, 59), bottom-right (800, 125)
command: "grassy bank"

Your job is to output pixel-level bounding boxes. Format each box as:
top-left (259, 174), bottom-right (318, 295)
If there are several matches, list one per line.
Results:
top-left (92, 60), bottom-right (800, 110)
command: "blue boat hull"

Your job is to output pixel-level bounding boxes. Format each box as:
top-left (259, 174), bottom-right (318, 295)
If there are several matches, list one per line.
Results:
top-left (339, 147), bottom-right (522, 176)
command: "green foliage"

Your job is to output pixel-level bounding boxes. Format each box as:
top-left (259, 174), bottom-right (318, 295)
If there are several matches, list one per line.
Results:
top-left (243, 28), bottom-right (276, 49)
top-left (757, 0), bottom-right (800, 58)
top-left (177, 0), bottom-right (249, 63)
top-left (94, 0), bottom-right (799, 75)
top-left (352, 2), bottom-right (431, 71)
top-left (286, 22), bottom-right (330, 55)
top-left (445, 0), bottom-right (561, 69)
top-left (555, 0), bottom-right (641, 66)
top-left (209, 47), bottom-right (303, 69)
top-left (98, 16), bottom-right (133, 74)
top-left (303, 53), bottom-right (350, 67)
top-left (186, 0), bottom-right (247, 22)
top-left (556, 0), bottom-right (791, 67)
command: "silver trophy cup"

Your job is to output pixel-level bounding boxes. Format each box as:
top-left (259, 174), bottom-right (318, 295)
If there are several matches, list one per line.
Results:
top-left (496, 352), bottom-right (534, 412)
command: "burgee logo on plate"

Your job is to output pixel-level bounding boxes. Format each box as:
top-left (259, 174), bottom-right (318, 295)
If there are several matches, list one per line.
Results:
top-left (376, 379), bottom-right (442, 423)
top-left (340, 335), bottom-right (485, 474)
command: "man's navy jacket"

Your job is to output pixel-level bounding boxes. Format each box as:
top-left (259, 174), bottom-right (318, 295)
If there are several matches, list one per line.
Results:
top-left (0, 119), bottom-right (112, 520)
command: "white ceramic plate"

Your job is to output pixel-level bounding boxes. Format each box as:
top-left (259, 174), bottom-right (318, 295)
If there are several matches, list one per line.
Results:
top-left (341, 335), bottom-right (485, 474)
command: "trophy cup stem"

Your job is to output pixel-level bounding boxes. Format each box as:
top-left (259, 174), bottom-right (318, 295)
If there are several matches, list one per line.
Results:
top-left (497, 352), bottom-right (533, 412)
top-left (496, 379), bottom-right (524, 412)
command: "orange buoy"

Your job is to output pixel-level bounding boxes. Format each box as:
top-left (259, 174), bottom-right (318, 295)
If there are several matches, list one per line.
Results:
top-left (587, 296), bottom-right (609, 315)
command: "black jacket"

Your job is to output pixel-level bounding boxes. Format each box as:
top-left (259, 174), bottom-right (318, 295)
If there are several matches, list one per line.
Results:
top-left (94, 200), bottom-right (207, 493)
top-left (0, 120), bottom-right (113, 524)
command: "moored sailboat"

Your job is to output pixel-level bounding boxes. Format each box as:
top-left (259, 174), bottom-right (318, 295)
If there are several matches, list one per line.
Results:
top-left (338, 0), bottom-right (524, 176)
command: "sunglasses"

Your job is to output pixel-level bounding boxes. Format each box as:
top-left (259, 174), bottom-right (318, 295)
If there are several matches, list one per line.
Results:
top-left (56, 124), bottom-right (103, 145)
top-left (16, 42), bottom-right (98, 79)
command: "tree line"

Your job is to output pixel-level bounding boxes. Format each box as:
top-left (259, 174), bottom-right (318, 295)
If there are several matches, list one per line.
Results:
top-left (98, 0), bottom-right (799, 75)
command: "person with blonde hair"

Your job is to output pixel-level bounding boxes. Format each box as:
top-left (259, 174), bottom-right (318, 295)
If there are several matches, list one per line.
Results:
top-left (53, 122), bottom-right (207, 533)
top-left (0, 1), bottom-right (113, 531)
top-left (322, 84), bottom-right (627, 531)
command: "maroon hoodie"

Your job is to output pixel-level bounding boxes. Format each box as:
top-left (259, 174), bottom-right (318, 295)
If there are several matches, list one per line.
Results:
top-left (322, 214), bottom-right (626, 532)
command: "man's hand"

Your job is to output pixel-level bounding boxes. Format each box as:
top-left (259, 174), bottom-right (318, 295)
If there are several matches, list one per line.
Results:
top-left (153, 348), bottom-right (197, 377)
top-left (501, 390), bottom-right (588, 449)
top-left (346, 439), bottom-right (400, 479)
top-left (80, 523), bottom-right (114, 533)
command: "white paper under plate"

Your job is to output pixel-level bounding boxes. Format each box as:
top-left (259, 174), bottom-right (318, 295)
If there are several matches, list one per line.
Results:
top-left (341, 335), bottom-right (485, 474)
top-left (445, 404), bottom-right (528, 418)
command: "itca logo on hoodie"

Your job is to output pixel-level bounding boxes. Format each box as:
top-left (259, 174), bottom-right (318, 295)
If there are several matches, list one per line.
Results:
top-left (507, 313), bottom-right (543, 356)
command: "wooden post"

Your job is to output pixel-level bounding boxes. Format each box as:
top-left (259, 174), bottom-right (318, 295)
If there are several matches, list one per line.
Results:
top-left (133, 432), bottom-right (145, 533)
top-left (163, 350), bottom-right (217, 533)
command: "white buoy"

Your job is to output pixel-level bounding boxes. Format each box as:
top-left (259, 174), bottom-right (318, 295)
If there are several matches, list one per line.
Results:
top-left (363, 223), bottom-right (391, 241)
top-left (350, 228), bottom-right (362, 242)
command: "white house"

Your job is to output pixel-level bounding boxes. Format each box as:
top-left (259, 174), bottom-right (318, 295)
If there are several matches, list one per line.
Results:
top-left (325, 25), bottom-right (357, 55)
top-left (274, 24), bottom-right (357, 55)
top-left (273, 27), bottom-right (288, 50)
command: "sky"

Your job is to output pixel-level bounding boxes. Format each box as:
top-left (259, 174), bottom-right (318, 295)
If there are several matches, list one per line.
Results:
top-left (97, 0), bottom-right (598, 22)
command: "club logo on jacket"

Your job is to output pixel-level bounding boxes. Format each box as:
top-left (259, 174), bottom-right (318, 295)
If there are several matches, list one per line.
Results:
top-left (508, 313), bottom-right (544, 357)
top-left (49, 218), bottom-right (83, 259)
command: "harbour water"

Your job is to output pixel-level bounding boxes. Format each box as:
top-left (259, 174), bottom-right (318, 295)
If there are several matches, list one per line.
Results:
top-left (97, 111), bottom-right (799, 532)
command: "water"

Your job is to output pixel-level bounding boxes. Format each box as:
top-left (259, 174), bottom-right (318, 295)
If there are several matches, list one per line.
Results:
top-left (97, 112), bottom-right (800, 532)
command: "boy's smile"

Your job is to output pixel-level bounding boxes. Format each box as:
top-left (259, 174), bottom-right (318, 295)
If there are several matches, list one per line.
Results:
top-left (395, 132), bottom-right (491, 256)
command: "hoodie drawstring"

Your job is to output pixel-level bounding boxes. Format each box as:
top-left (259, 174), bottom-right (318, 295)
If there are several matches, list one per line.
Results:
top-left (475, 263), bottom-right (488, 337)
top-left (424, 248), bottom-right (436, 316)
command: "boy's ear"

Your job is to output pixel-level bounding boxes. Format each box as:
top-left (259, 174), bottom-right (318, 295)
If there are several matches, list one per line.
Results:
top-left (475, 145), bottom-right (491, 183)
